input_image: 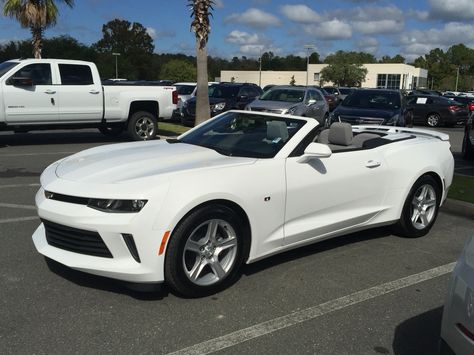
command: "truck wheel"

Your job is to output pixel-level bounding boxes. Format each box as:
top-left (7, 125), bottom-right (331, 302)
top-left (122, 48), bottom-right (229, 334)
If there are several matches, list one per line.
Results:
top-left (98, 124), bottom-right (124, 137)
top-left (128, 111), bottom-right (157, 141)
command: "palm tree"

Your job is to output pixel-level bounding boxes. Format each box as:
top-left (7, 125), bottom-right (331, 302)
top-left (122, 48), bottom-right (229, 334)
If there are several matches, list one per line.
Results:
top-left (3, 0), bottom-right (74, 59)
top-left (188, 0), bottom-right (213, 125)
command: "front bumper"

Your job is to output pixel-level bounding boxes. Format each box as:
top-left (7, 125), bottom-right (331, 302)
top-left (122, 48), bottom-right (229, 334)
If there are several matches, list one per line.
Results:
top-left (32, 187), bottom-right (168, 283)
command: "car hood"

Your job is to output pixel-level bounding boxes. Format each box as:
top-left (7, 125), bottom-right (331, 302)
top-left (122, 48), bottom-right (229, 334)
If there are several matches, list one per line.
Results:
top-left (55, 140), bottom-right (256, 184)
top-left (249, 100), bottom-right (296, 110)
top-left (334, 106), bottom-right (398, 119)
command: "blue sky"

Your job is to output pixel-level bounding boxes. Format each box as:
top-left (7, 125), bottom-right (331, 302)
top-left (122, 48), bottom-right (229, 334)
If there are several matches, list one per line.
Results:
top-left (1, 0), bottom-right (474, 62)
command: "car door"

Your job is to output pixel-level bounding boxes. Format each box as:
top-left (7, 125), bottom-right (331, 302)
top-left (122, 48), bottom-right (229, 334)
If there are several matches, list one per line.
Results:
top-left (2, 63), bottom-right (59, 123)
top-left (284, 147), bottom-right (389, 246)
top-left (57, 63), bottom-right (102, 122)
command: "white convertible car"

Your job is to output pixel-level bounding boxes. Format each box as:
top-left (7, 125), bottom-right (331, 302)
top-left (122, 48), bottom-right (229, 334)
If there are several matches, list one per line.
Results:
top-left (33, 111), bottom-right (454, 296)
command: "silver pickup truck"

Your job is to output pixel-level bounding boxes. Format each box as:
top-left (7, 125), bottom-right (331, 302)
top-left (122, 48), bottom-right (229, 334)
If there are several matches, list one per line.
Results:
top-left (0, 58), bottom-right (177, 140)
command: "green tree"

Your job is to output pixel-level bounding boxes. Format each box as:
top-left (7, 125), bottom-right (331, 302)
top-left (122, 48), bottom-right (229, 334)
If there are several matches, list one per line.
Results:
top-left (321, 51), bottom-right (369, 86)
top-left (160, 59), bottom-right (196, 82)
top-left (379, 54), bottom-right (405, 63)
top-left (3, 0), bottom-right (74, 58)
top-left (42, 35), bottom-right (96, 60)
top-left (324, 50), bottom-right (376, 65)
top-left (289, 75), bottom-right (296, 86)
top-left (189, 0), bottom-right (213, 125)
top-left (93, 19), bottom-right (154, 80)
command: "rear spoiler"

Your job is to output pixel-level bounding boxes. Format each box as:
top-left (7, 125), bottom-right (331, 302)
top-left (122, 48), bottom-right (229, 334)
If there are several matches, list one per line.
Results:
top-left (352, 125), bottom-right (450, 141)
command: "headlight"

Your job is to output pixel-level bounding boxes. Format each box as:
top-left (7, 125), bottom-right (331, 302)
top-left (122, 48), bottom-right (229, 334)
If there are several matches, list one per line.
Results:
top-left (212, 102), bottom-right (226, 111)
top-left (87, 199), bottom-right (148, 213)
top-left (286, 106), bottom-right (298, 115)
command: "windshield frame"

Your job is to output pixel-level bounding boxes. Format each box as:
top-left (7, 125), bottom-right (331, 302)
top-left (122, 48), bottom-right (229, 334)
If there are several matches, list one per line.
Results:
top-left (259, 88), bottom-right (306, 103)
top-left (178, 111), bottom-right (307, 159)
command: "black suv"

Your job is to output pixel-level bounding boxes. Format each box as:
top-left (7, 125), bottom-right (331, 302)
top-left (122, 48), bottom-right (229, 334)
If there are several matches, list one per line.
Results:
top-left (181, 83), bottom-right (263, 126)
top-left (331, 89), bottom-right (408, 126)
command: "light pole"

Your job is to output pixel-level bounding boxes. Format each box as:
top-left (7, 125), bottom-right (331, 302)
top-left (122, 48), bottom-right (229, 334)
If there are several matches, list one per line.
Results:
top-left (304, 44), bottom-right (315, 86)
top-left (112, 52), bottom-right (121, 79)
top-left (455, 66), bottom-right (460, 92)
top-left (258, 49), bottom-right (263, 87)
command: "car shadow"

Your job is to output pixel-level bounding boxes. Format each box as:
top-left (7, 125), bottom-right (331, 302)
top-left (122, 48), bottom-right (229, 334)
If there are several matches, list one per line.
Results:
top-left (243, 226), bottom-right (392, 276)
top-left (44, 257), bottom-right (169, 301)
top-left (392, 306), bottom-right (444, 355)
top-left (0, 131), bottom-right (125, 148)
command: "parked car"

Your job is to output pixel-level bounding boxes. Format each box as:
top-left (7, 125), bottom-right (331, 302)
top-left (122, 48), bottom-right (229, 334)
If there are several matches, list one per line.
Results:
top-left (408, 89), bottom-right (442, 96)
top-left (446, 96), bottom-right (474, 114)
top-left (330, 89), bottom-right (407, 126)
top-left (181, 82), bottom-right (262, 126)
top-left (316, 87), bottom-right (339, 111)
top-left (173, 82), bottom-right (196, 119)
top-left (246, 85), bottom-right (330, 126)
top-left (440, 233), bottom-right (474, 354)
top-left (324, 86), bottom-right (354, 101)
top-left (462, 113), bottom-right (473, 160)
top-left (262, 84), bottom-right (276, 92)
top-left (0, 59), bottom-right (177, 140)
top-left (32, 110), bottom-right (454, 297)
top-left (406, 95), bottom-right (469, 127)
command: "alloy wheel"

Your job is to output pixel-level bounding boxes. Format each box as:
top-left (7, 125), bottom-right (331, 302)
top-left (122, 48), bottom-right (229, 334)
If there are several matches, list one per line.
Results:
top-left (134, 116), bottom-right (155, 139)
top-left (410, 184), bottom-right (437, 230)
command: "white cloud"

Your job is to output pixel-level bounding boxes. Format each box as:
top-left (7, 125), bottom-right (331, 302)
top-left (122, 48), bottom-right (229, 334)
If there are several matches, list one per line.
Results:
top-left (304, 19), bottom-right (352, 40)
top-left (357, 37), bottom-right (379, 54)
top-left (214, 0), bottom-right (224, 9)
top-left (146, 27), bottom-right (157, 39)
top-left (280, 4), bottom-right (321, 23)
top-left (226, 30), bottom-right (261, 45)
top-left (226, 8), bottom-right (281, 28)
top-left (352, 19), bottom-right (402, 34)
top-left (428, 0), bottom-right (474, 21)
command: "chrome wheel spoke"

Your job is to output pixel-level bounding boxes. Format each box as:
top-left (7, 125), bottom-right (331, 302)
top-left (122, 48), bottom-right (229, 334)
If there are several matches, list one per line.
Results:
top-left (411, 210), bottom-right (420, 224)
top-left (205, 220), bottom-right (219, 244)
top-left (185, 239), bottom-right (203, 255)
top-left (216, 237), bottom-right (237, 255)
top-left (424, 198), bottom-right (436, 208)
top-left (189, 258), bottom-right (207, 281)
top-left (209, 259), bottom-right (226, 280)
top-left (420, 213), bottom-right (429, 227)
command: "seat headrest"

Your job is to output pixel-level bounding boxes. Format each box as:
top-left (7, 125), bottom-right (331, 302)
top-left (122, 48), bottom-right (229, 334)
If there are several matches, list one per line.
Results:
top-left (266, 121), bottom-right (289, 142)
top-left (328, 122), bottom-right (353, 146)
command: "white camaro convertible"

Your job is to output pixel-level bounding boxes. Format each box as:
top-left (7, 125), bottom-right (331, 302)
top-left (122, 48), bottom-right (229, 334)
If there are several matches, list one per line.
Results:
top-left (33, 111), bottom-right (454, 296)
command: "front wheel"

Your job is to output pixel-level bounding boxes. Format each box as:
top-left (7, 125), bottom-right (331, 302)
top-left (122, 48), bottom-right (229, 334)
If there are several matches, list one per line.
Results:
top-left (127, 111), bottom-right (157, 141)
top-left (394, 175), bottom-right (441, 238)
top-left (164, 205), bottom-right (247, 297)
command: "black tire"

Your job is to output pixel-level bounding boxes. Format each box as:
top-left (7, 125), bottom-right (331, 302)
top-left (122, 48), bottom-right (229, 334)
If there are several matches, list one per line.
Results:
top-left (426, 113), bottom-right (441, 127)
top-left (462, 132), bottom-right (474, 160)
top-left (164, 204), bottom-right (247, 297)
top-left (98, 124), bottom-right (124, 137)
top-left (394, 175), bottom-right (441, 238)
top-left (127, 111), bottom-right (157, 141)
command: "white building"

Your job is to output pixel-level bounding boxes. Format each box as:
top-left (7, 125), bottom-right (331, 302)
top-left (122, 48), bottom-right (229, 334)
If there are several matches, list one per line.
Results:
top-left (221, 63), bottom-right (428, 90)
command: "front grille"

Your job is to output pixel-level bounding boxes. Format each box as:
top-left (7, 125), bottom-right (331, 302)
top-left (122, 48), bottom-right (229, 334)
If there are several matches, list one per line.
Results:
top-left (43, 219), bottom-right (113, 258)
top-left (339, 116), bottom-right (385, 125)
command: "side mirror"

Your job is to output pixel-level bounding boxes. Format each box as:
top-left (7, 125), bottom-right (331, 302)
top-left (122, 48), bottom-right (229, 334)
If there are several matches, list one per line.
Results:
top-left (297, 142), bottom-right (332, 163)
top-left (238, 95), bottom-right (249, 101)
top-left (10, 76), bottom-right (33, 87)
top-left (307, 99), bottom-right (317, 105)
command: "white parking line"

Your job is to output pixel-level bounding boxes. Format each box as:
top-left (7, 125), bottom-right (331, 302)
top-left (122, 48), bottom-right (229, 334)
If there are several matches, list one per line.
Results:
top-left (0, 183), bottom-right (40, 189)
top-left (0, 151), bottom-right (75, 157)
top-left (169, 262), bottom-right (456, 355)
top-left (0, 216), bottom-right (38, 224)
top-left (0, 203), bottom-right (36, 210)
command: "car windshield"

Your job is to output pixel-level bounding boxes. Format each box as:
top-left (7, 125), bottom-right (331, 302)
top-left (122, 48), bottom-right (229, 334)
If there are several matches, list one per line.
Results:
top-left (176, 85), bottom-right (195, 95)
top-left (323, 87), bottom-right (337, 94)
top-left (342, 91), bottom-right (401, 109)
top-left (0, 61), bottom-right (19, 78)
top-left (260, 88), bottom-right (305, 103)
top-left (339, 88), bottom-right (353, 95)
top-left (179, 112), bottom-right (306, 158)
top-left (209, 86), bottom-right (240, 99)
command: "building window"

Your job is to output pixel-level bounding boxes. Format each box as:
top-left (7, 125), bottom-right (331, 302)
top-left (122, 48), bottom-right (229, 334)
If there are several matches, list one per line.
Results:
top-left (377, 74), bottom-right (401, 89)
top-left (314, 73), bottom-right (320, 81)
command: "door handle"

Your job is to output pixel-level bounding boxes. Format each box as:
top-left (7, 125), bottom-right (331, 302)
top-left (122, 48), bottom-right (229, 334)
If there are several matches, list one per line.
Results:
top-left (89, 90), bottom-right (100, 94)
top-left (365, 160), bottom-right (381, 168)
top-left (44, 90), bottom-right (56, 94)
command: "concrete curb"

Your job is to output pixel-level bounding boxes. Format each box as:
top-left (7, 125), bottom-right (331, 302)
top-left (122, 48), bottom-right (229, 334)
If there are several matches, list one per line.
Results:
top-left (441, 198), bottom-right (474, 219)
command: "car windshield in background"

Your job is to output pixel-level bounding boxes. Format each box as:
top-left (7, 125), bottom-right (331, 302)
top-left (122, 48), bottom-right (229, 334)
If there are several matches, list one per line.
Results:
top-left (343, 91), bottom-right (401, 109)
top-left (176, 85), bottom-right (195, 95)
top-left (209, 86), bottom-right (240, 99)
top-left (260, 89), bottom-right (305, 103)
top-left (0, 61), bottom-right (19, 77)
top-left (339, 88), bottom-right (353, 95)
top-left (323, 87), bottom-right (337, 94)
top-left (179, 112), bottom-right (306, 158)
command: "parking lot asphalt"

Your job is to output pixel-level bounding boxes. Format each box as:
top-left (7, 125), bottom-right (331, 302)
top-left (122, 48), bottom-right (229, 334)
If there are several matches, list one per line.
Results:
top-left (1, 127), bottom-right (473, 354)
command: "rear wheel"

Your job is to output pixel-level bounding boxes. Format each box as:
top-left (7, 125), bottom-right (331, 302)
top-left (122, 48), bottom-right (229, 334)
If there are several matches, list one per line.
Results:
top-left (426, 113), bottom-right (441, 127)
top-left (127, 111), bottom-right (157, 141)
top-left (394, 175), bottom-right (441, 238)
top-left (164, 204), bottom-right (246, 297)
